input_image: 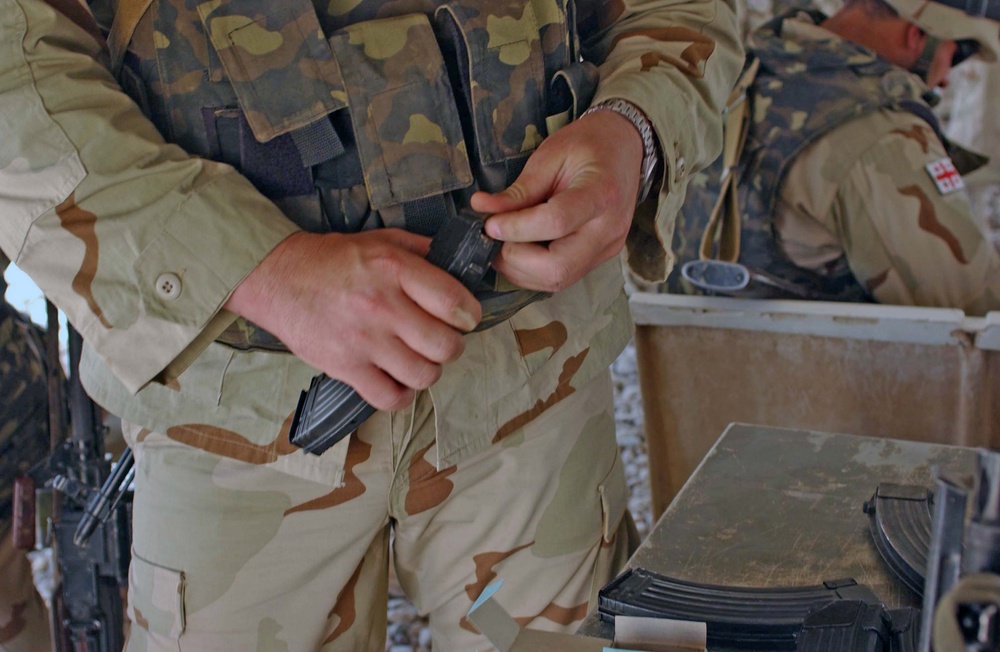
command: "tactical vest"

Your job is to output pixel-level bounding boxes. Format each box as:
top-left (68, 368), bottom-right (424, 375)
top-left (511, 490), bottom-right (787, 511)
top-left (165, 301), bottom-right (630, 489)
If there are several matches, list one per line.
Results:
top-left (117, 0), bottom-right (596, 346)
top-left (667, 11), bottom-right (940, 301)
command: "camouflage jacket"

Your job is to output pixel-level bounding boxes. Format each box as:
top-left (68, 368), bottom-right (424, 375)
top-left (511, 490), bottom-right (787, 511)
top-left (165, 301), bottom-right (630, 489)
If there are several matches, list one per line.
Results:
top-left (0, 0), bottom-right (741, 482)
top-left (669, 11), bottom-right (1000, 312)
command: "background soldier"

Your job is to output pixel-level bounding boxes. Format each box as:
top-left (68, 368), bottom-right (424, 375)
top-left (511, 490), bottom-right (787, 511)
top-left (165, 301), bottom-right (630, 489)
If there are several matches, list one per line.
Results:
top-left (669, 0), bottom-right (1000, 312)
top-left (0, 0), bottom-right (742, 649)
top-left (948, 58), bottom-right (1000, 250)
top-left (0, 253), bottom-right (51, 652)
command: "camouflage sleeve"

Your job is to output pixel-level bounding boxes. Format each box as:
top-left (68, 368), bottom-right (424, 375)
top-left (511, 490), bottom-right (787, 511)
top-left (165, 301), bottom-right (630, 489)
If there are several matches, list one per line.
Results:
top-left (0, 0), bottom-right (301, 394)
top-left (577, 0), bottom-right (743, 282)
top-left (831, 111), bottom-right (1000, 315)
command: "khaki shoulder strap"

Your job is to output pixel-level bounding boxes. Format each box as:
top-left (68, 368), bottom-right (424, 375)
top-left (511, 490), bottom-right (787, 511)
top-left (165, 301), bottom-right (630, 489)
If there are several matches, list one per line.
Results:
top-left (698, 56), bottom-right (760, 263)
top-left (107, 0), bottom-right (155, 76)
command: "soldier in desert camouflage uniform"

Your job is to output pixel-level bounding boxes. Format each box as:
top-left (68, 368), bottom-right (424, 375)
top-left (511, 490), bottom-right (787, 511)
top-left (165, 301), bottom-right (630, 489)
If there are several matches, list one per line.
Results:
top-left (0, 253), bottom-right (51, 652)
top-left (668, 0), bottom-right (1000, 314)
top-left (0, 0), bottom-right (741, 648)
top-left (948, 59), bottom-right (1000, 250)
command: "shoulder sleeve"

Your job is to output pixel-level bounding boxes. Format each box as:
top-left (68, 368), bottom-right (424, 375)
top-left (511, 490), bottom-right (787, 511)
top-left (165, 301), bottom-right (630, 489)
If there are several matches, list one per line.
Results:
top-left (0, 0), bottom-right (300, 393)
top-left (577, 0), bottom-right (744, 282)
top-left (831, 110), bottom-right (1000, 315)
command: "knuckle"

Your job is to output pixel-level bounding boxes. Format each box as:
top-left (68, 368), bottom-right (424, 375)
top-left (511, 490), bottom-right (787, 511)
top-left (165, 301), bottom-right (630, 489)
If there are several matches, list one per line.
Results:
top-left (548, 205), bottom-right (572, 234)
top-left (604, 183), bottom-right (626, 211)
top-left (337, 329), bottom-right (367, 359)
top-left (437, 331), bottom-right (465, 362)
top-left (411, 360), bottom-right (443, 390)
top-left (505, 184), bottom-right (528, 205)
top-left (351, 290), bottom-right (387, 321)
top-left (370, 246), bottom-right (407, 278)
top-left (597, 178), bottom-right (625, 213)
top-left (361, 381), bottom-right (405, 412)
top-left (546, 262), bottom-right (575, 292)
top-left (381, 389), bottom-right (413, 412)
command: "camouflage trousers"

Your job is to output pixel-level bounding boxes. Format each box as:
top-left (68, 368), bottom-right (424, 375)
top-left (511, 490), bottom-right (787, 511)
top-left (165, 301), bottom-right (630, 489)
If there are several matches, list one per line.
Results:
top-left (123, 370), bottom-right (635, 651)
top-left (0, 528), bottom-right (51, 652)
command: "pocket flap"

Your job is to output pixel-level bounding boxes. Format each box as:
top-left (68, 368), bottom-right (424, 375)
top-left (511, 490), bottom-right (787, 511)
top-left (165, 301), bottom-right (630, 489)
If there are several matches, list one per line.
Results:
top-left (599, 452), bottom-right (628, 543)
top-left (330, 14), bottom-right (473, 210)
top-left (435, 0), bottom-right (547, 165)
top-left (197, 0), bottom-right (347, 142)
top-left (128, 553), bottom-right (187, 640)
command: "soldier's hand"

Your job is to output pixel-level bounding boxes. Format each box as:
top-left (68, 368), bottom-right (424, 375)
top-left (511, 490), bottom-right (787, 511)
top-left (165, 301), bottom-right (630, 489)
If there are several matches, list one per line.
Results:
top-left (470, 109), bottom-right (645, 292)
top-left (225, 230), bottom-right (481, 411)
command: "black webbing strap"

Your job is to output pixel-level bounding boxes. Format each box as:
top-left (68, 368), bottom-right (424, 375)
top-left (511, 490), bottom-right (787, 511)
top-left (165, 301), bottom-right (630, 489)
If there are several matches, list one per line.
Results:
top-left (290, 118), bottom-right (346, 168)
top-left (402, 194), bottom-right (455, 236)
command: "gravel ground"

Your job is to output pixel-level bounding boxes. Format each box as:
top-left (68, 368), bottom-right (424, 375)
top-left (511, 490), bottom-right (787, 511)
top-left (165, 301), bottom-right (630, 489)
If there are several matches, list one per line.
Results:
top-left (385, 340), bottom-right (649, 651)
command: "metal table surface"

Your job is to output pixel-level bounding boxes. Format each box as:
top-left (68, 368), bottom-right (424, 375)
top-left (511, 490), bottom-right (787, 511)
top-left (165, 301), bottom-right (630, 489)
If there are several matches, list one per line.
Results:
top-left (578, 422), bottom-right (979, 644)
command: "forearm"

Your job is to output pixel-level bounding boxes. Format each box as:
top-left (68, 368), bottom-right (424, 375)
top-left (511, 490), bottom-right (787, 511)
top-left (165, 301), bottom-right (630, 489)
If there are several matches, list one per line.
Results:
top-left (0, 0), bottom-right (299, 392)
top-left (580, 0), bottom-right (744, 281)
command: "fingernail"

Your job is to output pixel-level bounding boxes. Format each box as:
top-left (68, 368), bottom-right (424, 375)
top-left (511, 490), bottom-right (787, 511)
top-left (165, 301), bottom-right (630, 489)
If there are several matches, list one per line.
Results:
top-left (485, 221), bottom-right (501, 239)
top-left (453, 306), bottom-right (478, 332)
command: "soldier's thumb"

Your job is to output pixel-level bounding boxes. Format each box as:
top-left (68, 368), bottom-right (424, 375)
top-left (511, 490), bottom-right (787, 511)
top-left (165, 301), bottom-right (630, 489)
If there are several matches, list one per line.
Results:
top-left (470, 159), bottom-right (554, 214)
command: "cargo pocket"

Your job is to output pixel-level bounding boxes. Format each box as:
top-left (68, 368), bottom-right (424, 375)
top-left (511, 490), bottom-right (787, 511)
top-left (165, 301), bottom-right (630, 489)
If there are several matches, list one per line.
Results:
top-left (329, 14), bottom-right (473, 210)
top-left (128, 553), bottom-right (186, 641)
top-left (435, 0), bottom-right (547, 192)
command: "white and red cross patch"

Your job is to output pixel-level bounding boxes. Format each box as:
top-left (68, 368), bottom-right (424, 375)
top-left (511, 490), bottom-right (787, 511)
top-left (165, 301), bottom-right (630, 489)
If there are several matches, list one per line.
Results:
top-left (925, 157), bottom-right (964, 195)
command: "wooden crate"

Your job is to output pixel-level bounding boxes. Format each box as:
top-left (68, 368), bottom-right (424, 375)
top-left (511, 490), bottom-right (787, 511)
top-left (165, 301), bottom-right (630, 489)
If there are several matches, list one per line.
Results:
top-left (630, 293), bottom-right (1000, 518)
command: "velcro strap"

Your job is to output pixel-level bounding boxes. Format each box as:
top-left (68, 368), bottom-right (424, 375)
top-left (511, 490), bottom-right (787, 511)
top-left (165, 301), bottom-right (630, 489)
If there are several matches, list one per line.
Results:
top-left (403, 194), bottom-right (454, 236)
top-left (698, 57), bottom-right (759, 263)
top-left (107, 0), bottom-right (154, 76)
top-left (912, 35), bottom-right (940, 79)
top-left (290, 119), bottom-right (346, 168)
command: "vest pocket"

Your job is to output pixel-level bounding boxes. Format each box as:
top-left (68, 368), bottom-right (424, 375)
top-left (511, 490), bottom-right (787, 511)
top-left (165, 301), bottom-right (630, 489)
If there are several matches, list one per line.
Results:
top-left (197, 0), bottom-right (347, 143)
top-left (329, 14), bottom-right (473, 211)
top-left (435, 0), bottom-right (548, 192)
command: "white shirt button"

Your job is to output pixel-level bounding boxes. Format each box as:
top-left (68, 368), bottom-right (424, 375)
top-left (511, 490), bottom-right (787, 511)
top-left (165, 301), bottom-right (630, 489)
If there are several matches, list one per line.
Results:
top-left (155, 273), bottom-right (182, 301)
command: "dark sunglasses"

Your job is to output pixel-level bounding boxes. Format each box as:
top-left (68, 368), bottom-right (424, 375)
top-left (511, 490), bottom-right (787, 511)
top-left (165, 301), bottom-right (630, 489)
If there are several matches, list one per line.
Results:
top-left (952, 39), bottom-right (980, 66)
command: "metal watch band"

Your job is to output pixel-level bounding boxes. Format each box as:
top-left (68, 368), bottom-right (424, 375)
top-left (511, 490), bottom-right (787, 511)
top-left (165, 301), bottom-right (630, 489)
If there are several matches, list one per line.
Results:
top-left (582, 98), bottom-right (660, 203)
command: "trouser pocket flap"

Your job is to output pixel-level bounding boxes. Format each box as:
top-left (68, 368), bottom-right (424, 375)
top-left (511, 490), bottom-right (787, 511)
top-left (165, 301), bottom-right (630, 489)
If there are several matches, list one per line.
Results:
top-left (128, 552), bottom-right (187, 640)
top-left (599, 452), bottom-right (627, 543)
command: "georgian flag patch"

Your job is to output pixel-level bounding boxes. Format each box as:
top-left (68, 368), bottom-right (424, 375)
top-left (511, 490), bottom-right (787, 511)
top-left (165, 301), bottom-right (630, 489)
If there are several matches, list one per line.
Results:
top-left (925, 157), bottom-right (964, 195)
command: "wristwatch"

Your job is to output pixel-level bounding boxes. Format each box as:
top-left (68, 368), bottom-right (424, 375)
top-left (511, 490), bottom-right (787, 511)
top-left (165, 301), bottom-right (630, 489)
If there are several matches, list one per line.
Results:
top-left (582, 98), bottom-right (661, 203)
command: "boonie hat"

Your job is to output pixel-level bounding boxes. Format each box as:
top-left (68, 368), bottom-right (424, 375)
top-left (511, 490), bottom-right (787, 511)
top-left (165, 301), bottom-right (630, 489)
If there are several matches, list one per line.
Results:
top-left (883, 0), bottom-right (1000, 61)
